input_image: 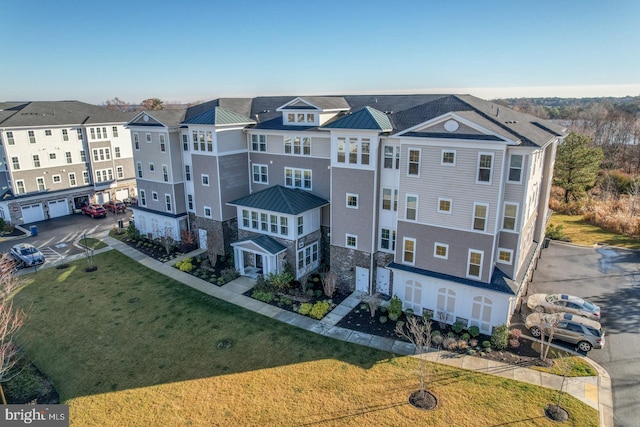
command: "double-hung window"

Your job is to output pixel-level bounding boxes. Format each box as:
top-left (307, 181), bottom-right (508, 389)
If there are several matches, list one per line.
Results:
top-left (477, 153), bottom-right (494, 183)
top-left (251, 134), bottom-right (266, 151)
top-left (508, 154), bottom-right (523, 183)
top-left (252, 164), bottom-right (268, 183)
top-left (408, 149), bottom-right (420, 176)
top-left (406, 195), bottom-right (418, 220)
top-left (467, 250), bottom-right (483, 279)
top-left (502, 203), bottom-right (518, 230)
top-left (473, 203), bottom-right (488, 232)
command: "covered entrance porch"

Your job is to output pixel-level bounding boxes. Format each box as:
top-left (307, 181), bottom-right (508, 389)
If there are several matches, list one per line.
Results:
top-left (232, 235), bottom-right (287, 279)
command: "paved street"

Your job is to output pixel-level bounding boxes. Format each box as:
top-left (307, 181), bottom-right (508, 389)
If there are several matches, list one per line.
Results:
top-left (528, 241), bottom-right (640, 427)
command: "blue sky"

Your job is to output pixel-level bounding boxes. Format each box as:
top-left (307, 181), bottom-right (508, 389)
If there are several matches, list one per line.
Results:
top-left (3, 0), bottom-right (639, 104)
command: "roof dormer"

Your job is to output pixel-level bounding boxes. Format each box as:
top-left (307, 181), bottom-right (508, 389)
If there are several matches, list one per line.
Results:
top-left (276, 96), bottom-right (350, 127)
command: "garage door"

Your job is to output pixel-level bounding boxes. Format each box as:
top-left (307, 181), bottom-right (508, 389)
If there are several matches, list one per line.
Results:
top-left (48, 198), bottom-right (69, 219)
top-left (21, 203), bottom-right (45, 224)
top-left (95, 192), bottom-right (109, 204)
top-left (115, 188), bottom-right (129, 200)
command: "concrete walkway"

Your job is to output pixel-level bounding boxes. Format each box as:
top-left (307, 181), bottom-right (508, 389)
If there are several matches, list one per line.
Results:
top-left (52, 233), bottom-right (614, 426)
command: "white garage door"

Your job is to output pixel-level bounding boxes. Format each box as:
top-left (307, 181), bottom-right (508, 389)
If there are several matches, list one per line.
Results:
top-left (115, 188), bottom-right (129, 200)
top-left (21, 203), bottom-right (45, 224)
top-left (48, 199), bottom-right (69, 218)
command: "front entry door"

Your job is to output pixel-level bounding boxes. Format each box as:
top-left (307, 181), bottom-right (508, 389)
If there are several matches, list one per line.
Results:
top-left (255, 254), bottom-right (263, 270)
top-left (376, 267), bottom-right (390, 295)
top-left (356, 267), bottom-right (369, 293)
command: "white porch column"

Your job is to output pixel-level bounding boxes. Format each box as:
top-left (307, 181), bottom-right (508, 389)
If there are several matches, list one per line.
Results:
top-left (234, 247), bottom-right (244, 275)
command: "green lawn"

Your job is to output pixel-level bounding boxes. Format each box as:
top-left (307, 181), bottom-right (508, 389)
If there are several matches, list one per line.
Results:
top-left (549, 213), bottom-right (640, 249)
top-left (10, 251), bottom-right (598, 426)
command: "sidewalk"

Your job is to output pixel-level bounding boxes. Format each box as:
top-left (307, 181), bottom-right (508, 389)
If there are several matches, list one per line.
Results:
top-left (74, 234), bottom-right (615, 426)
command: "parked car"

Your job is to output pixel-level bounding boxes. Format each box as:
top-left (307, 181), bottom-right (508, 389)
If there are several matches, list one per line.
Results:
top-left (81, 204), bottom-right (107, 218)
top-left (10, 243), bottom-right (45, 268)
top-left (527, 293), bottom-right (601, 320)
top-left (123, 197), bottom-right (137, 206)
top-left (103, 200), bottom-right (126, 213)
top-left (525, 312), bottom-right (605, 352)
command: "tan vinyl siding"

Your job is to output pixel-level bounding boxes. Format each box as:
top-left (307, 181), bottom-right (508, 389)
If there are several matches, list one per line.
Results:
top-left (192, 155), bottom-right (222, 221)
top-left (218, 152), bottom-right (251, 220)
top-left (217, 129), bottom-right (246, 153)
top-left (331, 168), bottom-right (376, 250)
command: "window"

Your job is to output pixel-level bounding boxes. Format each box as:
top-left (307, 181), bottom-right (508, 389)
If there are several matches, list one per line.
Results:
top-left (93, 149), bottom-right (99, 161)
top-left (133, 133), bottom-right (140, 150)
top-left (36, 177), bottom-right (45, 191)
top-left (90, 128), bottom-right (95, 139)
top-left (408, 149), bottom-right (420, 176)
top-left (467, 250), bottom-right (483, 279)
top-left (284, 167), bottom-right (311, 190)
top-left (52, 174), bottom-right (61, 183)
top-left (139, 190), bottom-right (146, 206)
top-left (11, 157), bottom-right (20, 170)
top-left (185, 165), bottom-right (191, 181)
top-left (346, 234), bottom-right (357, 248)
top-left (80, 150), bottom-right (86, 162)
top-left (306, 113), bottom-right (314, 123)
top-left (251, 212), bottom-right (259, 230)
top-left (508, 154), bottom-right (523, 183)
top-left (149, 163), bottom-right (155, 172)
top-left (192, 131), bottom-right (198, 150)
top-left (297, 242), bottom-right (319, 271)
top-left (251, 134), bottom-right (266, 152)
top-left (288, 113), bottom-right (295, 122)
top-left (242, 210), bottom-right (249, 227)
top-left (32, 155), bottom-right (40, 168)
top-left (280, 217), bottom-right (288, 235)
top-left (498, 248), bottom-right (513, 265)
top-left (136, 162), bottom-right (143, 178)
top-left (434, 243), bottom-right (449, 259)
top-left (477, 153), bottom-right (493, 183)
top-left (252, 164), bottom-right (268, 183)
top-left (160, 135), bottom-right (167, 152)
top-left (114, 147), bottom-right (121, 158)
top-left (95, 169), bottom-right (113, 183)
top-left (361, 139), bottom-right (370, 165)
top-left (66, 152), bottom-right (72, 164)
top-left (49, 153), bottom-right (56, 160)
top-left (112, 126), bottom-right (119, 138)
top-left (382, 188), bottom-right (398, 211)
top-left (206, 131), bottom-right (213, 151)
top-left (297, 216), bottom-right (304, 235)
top-left (28, 131), bottom-right (36, 144)
top-left (380, 228), bottom-right (396, 251)
top-left (438, 197), bottom-right (452, 214)
top-left (204, 206), bottom-right (212, 218)
top-left (473, 203), bottom-right (488, 232)
top-left (152, 191), bottom-right (158, 201)
top-left (284, 136), bottom-right (311, 156)
top-left (349, 138), bottom-right (358, 164)
top-left (105, 148), bottom-right (111, 160)
top-left (162, 165), bottom-right (169, 182)
top-left (297, 113), bottom-right (304, 122)
top-left (182, 134), bottom-right (189, 151)
top-left (261, 213), bottom-right (268, 232)
top-left (15, 180), bottom-right (25, 194)
top-left (187, 195), bottom-right (194, 211)
top-left (146, 133), bottom-right (152, 143)
top-left (165, 194), bottom-right (172, 211)
top-left (502, 203), bottom-right (518, 231)
top-left (62, 129), bottom-right (69, 141)
top-left (346, 193), bottom-right (358, 209)
top-left (201, 174), bottom-right (209, 186)
top-left (406, 195), bottom-right (418, 220)
top-left (45, 129), bottom-right (52, 136)
top-left (442, 150), bottom-right (456, 165)
top-left (68, 173), bottom-right (77, 187)
top-left (403, 238), bottom-right (416, 265)
top-left (117, 166), bottom-right (124, 179)
top-left (270, 215), bottom-right (278, 233)
top-left (6, 132), bottom-right (14, 145)
top-left (199, 131), bottom-right (205, 151)
top-left (437, 288), bottom-right (456, 323)
top-left (77, 129), bottom-right (83, 140)
top-left (82, 171), bottom-right (89, 184)
top-left (337, 138), bottom-right (346, 163)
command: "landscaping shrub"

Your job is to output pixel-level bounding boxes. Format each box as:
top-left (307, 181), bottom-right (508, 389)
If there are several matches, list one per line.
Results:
top-left (266, 271), bottom-right (294, 291)
top-left (443, 337), bottom-right (457, 350)
top-left (461, 332), bottom-right (470, 341)
top-left (379, 316), bottom-right (388, 324)
top-left (299, 303), bottom-right (312, 316)
top-left (469, 338), bottom-right (479, 348)
top-left (387, 295), bottom-right (402, 321)
top-left (309, 301), bottom-right (330, 319)
top-left (546, 223), bottom-right (566, 240)
top-left (452, 320), bottom-right (465, 334)
top-left (457, 339), bottom-right (468, 350)
top-left (252, 290), bottom-right (275, 303)
top-left (175, 258), bottom-right (194, 273)
top-left (221, 268), bottom-right (240, 283)
top-left (432, 334), bottom-right (443, 347)
top-left (491, 324), bottom-right (509, 350)
top-left (468, 325), bottom-right (480, 338)
top-left (482, 340), bottom-right (492, 349)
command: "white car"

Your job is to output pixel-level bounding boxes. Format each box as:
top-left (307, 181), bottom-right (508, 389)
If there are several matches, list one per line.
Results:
top-left (527, 293), bottom-right (600, 320)
top-left (10, 243), bottom-right (45, 268)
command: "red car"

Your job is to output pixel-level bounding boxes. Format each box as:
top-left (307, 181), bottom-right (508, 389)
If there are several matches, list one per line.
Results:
top-left (82, 204), bottom-right (107, 218)
top-left (103, 200), bottom-right (127, 213)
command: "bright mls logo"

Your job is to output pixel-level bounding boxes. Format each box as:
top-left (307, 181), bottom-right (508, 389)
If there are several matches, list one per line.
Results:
top-left (2, 405), bottom-right (68, 426)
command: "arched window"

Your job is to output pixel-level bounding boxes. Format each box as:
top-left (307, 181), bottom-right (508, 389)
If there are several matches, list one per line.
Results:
top-left (437, 288), bottom-right (456, 324)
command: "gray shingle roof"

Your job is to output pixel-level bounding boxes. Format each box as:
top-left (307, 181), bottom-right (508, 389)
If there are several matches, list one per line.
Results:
top-left (227, 185), bottom-right (328, 215)
top-left (233, 235), bottom-right (287, 255)
top-left (182, 107), bottom-right (255, 126)
top-left (0, 101), bottom-right (135, 126)
top-left (323, 106), bottom-right (392, 131)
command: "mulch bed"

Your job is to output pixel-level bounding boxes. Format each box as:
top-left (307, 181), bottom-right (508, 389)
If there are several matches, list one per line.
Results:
top-left (118, 233), bottom-right (189, 263)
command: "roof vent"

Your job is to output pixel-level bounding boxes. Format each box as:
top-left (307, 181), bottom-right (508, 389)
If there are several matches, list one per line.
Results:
top-left (496, 107), bottom-right (500, 117)
top-left (384, 111), bottom-right (393, 114)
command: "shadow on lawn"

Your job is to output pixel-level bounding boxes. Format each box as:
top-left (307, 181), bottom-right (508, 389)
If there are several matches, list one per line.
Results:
top-left (9, 251), bottom-right (391, 401)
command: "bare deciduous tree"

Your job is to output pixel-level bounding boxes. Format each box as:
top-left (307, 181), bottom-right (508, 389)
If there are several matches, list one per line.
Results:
top-left (0, 254), bottom-right (26, 404)
top-left (102, 97), bottom-right (131, 112)
top-left (362, 293), bottom-right (382, 318)
top-left (321, 270), bottom-right (337, 298)
top-left (395, 316), bottom-right (435, 399)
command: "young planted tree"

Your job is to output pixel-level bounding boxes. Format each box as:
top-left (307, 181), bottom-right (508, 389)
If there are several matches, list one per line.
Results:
top-left (362, 293), bottom-right (382, 318)
top-left (321, 270), bottom-right (337, 298)
top-left (528, 313), bottom-right (559, 362)
top-left (395, 315), bottom-right (437, 410)
top-left (0, 254), bottom-right (26, 404)
top-left (553, 132), bottom-right (604, 203)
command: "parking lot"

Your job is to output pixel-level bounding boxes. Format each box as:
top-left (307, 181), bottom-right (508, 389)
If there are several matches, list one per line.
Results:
top-left (526, 241), bottom-right (640, 427)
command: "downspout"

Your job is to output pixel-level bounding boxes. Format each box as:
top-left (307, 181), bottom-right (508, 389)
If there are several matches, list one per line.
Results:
top-left (369, 133), bottom-right (379, 294)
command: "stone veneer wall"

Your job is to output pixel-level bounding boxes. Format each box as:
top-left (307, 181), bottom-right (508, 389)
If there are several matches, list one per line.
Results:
top-left (330, 245), bottom-right (372, 293)
top-left (320, 226), bottom-right (331, 268)
top-left (195, 216), bottom-right (237, 262)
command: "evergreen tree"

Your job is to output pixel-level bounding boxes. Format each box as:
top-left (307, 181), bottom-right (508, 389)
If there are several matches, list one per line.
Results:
top-left (553, 132), bottom-right (604, 203)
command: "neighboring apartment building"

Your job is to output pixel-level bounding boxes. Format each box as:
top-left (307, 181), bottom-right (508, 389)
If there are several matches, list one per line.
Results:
top-left (0, 101), bottom-right (136, 224)
top-left (128, 94), bottom-right (566, 333)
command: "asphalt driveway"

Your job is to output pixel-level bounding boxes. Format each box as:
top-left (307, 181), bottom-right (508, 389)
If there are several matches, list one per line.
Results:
top-left (528, 241), bottom-right (640, 427)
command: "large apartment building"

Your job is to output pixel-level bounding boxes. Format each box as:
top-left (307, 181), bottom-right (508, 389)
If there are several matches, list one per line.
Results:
top-left (0, 101), bottom-right (136, 224)
top-left (128, 94), bottom-right (566, 333)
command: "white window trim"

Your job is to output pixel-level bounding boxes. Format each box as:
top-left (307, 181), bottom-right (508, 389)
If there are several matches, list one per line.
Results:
top-left (407, 148), bottom-right (421, 177)
top-left (284, 167), bottom-right (312, 190)
top-left (434, 242), bottom-right (449, 260)
top-left (467, 249), bottom-right (484, 279)
top-left (441, 149), bottom-right (456, 166)
top-left (203, 206), bottom-right (212, 218)
top-left (438, 197), bottom-right (452, 214)
top-left (379, 227), bottom-right (396, 253)
top-left (345, 233), bottom-right (357, 249)
top-left (187, 194), bottom-right (194, 212)
top-left (507, 154), bottom-right (523, 184)
top-left (502, 202), bottom-right (519, 231)
top-left (476, 152), bottom-right (494, 185)
top-left (201, 174), bottom-right (210, 186)
top-left (346, 193), bottom-right (359, 209)
top-left (165, 194), bottom-right (172, 212)
top-left (472, 202), bottom-right (489, 232)
top-left (68, 173), bottom-right (77, 187)
top-left (406, 194), bottom-right (419, 221)
top-left (139, 190), bottom-right (147, 207)
top-left (136, 162), bottom-right (143, 178)
top-left (252, 164), bottom-right (268, 184)
top-left (497, 248), bottom-right (514, 265)
top-left (146, 133), bottom-right (152, 143)
top-left (51, 174), bottom-right (61, 183)
top-left (149, 162), bottom-right (155, 172)
top-left (403, 237), bottom-right (416, 266)
top-left (152, 191), bottom-right (158, 201)
top-left (162, 164), bottom-right (169, 182)
top-left (15, 179), bottom-right (25, 194)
